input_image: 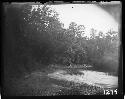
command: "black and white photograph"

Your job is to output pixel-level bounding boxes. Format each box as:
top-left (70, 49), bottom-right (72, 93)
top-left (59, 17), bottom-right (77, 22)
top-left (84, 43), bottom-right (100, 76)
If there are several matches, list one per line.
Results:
top-left (2, 1), bottom-right (122, 96)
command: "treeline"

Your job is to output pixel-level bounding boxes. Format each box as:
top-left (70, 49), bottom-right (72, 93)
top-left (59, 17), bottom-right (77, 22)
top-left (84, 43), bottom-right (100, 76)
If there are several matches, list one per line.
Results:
top-left (4, 4), bottom-right (120, 77)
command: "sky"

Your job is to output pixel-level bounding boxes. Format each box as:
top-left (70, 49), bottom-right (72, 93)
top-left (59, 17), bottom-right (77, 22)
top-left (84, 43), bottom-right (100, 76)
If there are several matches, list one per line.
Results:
top-left (30, 3), bottom-right (120, 37)
top-left (49, 4), bottom-right (119, 37)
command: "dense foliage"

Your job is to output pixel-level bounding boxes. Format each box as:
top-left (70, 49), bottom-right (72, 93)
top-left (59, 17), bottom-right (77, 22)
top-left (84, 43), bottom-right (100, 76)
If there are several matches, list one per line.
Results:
top-left (4, 4), bottom-right (120, 78)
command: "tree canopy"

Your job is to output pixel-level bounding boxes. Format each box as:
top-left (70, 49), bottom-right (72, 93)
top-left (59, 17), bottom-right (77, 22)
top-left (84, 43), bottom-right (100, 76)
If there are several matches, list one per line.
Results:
top-left (4, 4), bottom-right (120, 75)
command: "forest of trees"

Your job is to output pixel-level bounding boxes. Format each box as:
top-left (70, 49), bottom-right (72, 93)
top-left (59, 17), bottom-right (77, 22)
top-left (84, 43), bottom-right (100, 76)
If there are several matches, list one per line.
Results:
top-left (4, 4), bottom-right (120, 78)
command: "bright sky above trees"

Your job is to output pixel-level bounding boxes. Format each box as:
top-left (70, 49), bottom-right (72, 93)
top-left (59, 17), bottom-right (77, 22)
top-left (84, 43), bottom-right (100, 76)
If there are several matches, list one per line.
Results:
top-left (30, 4), bottom-right (119, 38)
top-left (50, 4), bottom-right (119, 37)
